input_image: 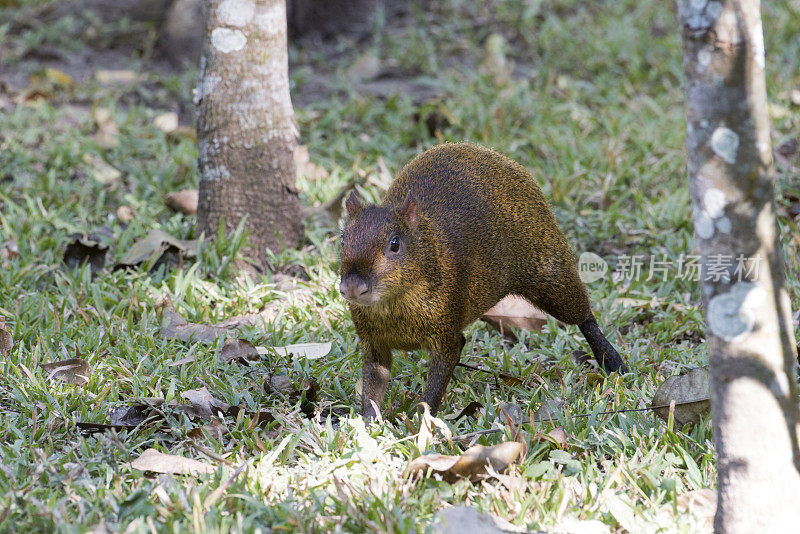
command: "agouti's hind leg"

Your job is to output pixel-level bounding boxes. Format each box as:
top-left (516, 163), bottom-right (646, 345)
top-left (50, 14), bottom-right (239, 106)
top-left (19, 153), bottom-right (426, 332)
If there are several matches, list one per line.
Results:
top-left (579, 315), bottom-right (628, 374)
top-left (522, 271), bottom-right (628, 374)
top-left (420, 333), bottom-right (466, 415)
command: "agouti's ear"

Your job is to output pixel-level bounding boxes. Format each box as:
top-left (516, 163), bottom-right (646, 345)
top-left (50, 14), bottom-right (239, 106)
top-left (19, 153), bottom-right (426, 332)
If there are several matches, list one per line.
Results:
top-left (345, 191), bottom-right (363, 219)
top-left (401, 194), bottom-right (419, 231)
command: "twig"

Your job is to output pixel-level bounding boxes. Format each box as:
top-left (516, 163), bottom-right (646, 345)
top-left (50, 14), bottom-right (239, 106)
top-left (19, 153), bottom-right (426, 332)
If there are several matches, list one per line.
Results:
top-left (447, 401), bottom-right (709, 441)
top-left (191, 442), bottom-right (235, 466)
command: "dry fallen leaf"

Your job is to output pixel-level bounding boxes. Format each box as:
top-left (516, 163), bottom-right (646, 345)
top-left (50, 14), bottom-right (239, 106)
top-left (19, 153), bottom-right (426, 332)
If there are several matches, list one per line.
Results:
top-left (83, 153), bottom-right (122, 185)
top-left (188, 418), bottom-right (227, 442)
top-left (91, 107), bottom-right (119, 148)
top-left (676, 488), bottom-right (716, 529)
top-left (153, 111), bottom-right (179, 134)
top-left (221, 338), bottom-right (259, 363)
top-left (294, 144), bottom-right (329, 181)
top-left (449, 401), bottom-right (484, 421)
top-left (165, 189), bottom-right (198, 215)
top-left (109, 404), bottom-right (153, 427)
top-left (544, 426), bottom-right (569, 449)
top-left (130, 448), bottom-right (216, 475)
top-left (116, 229), bottom-right (198, 270)
top-left (180, 386), bottom-right (232, 420)
top-left (652, 366), bottom-right (711, 427)
top-left (257, 342), bottom-right (332, 360)
top-left (416, 402), bottom-right (452, 452)
top-left (429, 506), bottom-right (527, 534)
top-left (266, 374), bottom-right (294, 394)
top-left (63, 232), bottom-right (110, 273)
top-left (0, 317), bottom-right (13, 357)
top-left (116, 205), bottom-right (134, 224)
top-left (41, 358), bottom-right (92, 385)
top-left (95, 69), bottom-right (141, 84)
top-left (160, 308), bottom-right (255, 344)
top-left (1, 240), bottom-right (20, 261)
top-left (481, 295), bottom-right (546, 339)
top-left (347, 53), bottom-right (381, 83)
top-left (408, 441), bottom-right (525, 483)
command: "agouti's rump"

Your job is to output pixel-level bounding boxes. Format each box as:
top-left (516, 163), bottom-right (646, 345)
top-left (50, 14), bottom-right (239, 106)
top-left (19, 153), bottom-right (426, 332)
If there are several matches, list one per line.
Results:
top-left (340, 143), bottom-right (627, 418)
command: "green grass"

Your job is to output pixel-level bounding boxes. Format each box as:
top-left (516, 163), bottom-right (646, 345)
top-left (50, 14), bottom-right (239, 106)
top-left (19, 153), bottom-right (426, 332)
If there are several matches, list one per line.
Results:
top-left (1, 0), bottom-right (799, 532)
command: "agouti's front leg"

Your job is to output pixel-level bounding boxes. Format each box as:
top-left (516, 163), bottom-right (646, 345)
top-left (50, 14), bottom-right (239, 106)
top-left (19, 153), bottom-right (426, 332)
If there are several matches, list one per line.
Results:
top-left (421, 334), bottom-right (466, 415)
top-left (361, 341), bottom-right (393, 418)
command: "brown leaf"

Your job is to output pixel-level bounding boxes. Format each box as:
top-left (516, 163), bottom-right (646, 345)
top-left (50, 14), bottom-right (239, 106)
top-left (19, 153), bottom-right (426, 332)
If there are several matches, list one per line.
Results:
top-left (1, 240), bottom-right (20, 261)
top-left (214, 312), bottom-right (274, 330)
top-left (188, 418), bottom-right (227, 442)
top-left (408, 441), bottom-right (524, 483)
top-left (787, 201), bottom-right (800, 220)
top-left (544, 426), bottom-right (568, 449)
top-left (165, 189), bottom-right (198, 215)
top-left (83, 153), bottom-right (122, 185)
top-left (294, 144), bottom-right (329, 181)
top-left (153, 112), bottom-right (179, 134)
top-left (0, 317), bottom-right (12, 357)
top-left (247, 410), bottom-right (276, 430)
top-left (63, 232), bottom-right (109, 273)
top-left (775, 137), bottom-right (798, 162)
top-left (159, 308), bottom-right (266, 344)
top-left (41, 358), bottom-right (91, 385)
top-left (91, 107), bottom-right (119, 149)
top-left (116, 206), bottom-right (134, 224)
top-left (652, 366), bottom-right (711, 427)
top-left (266, 374), bottom-right (294, 394)
top-left (481, 296), bottom-right (546, 339)
top-left (115, 229), bottom-right (198, 270)
top-left (160, 307), bottom-right (226, 343)
top-left (130, 448), bottom-right (216, 475)
top-left (180, 386), bottom-right (231, 420)
top-left (449, 401), bottom-right (484, 421)
top-left (221, 338), bottom-right (259, 363)
top-left (109, 404), bottom-right (154, 427)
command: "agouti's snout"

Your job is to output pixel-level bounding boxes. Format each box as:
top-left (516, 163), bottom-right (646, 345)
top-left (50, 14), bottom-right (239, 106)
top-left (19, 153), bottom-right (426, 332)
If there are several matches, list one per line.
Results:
top-left (339, 274), bottom-right (373, 305)
top-left (340, 142), bottom-right (627, 418)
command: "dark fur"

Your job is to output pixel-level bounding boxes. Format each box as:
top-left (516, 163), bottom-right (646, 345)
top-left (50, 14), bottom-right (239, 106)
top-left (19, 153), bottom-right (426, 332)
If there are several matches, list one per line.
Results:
top-left (340, 143), bottom-right (627, 417)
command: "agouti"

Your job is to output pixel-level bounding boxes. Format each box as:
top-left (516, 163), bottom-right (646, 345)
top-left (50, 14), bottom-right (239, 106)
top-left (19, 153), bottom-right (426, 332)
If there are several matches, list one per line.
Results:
top-left (340, 143), bottom-right (627, 418)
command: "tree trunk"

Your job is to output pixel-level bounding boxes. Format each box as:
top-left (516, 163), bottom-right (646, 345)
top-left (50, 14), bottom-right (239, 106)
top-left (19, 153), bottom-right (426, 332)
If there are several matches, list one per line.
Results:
top-left (677, 0), bottom-right (800, 532)
top-left (196, 0), bottom-right (302, 268)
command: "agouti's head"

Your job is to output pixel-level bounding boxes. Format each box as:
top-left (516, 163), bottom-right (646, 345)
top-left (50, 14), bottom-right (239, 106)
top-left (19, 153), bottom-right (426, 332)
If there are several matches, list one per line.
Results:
top-left (339, 191), bottom-right (419, 307)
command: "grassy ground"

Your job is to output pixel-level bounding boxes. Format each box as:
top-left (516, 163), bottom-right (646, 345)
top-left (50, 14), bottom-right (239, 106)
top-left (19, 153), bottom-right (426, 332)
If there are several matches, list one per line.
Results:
top-left (1, 0), bottom-right (799, 532)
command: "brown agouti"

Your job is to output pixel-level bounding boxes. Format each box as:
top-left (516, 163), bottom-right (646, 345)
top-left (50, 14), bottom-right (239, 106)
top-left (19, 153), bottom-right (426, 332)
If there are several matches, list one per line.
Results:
top-left (340, 143), bottom-right (627, 418)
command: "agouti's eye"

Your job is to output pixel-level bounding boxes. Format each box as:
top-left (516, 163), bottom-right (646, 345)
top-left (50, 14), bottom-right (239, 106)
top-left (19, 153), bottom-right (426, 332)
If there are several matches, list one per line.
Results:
top-left (389, 235), bottom-right (400, 253)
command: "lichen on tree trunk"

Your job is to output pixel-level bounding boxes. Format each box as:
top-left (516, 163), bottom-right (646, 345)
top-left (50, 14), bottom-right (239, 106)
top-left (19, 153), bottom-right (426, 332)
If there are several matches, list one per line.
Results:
top-left (677, 0), bottom-right (800, 531)
top-left (196, 0), bottom-right (302, 268)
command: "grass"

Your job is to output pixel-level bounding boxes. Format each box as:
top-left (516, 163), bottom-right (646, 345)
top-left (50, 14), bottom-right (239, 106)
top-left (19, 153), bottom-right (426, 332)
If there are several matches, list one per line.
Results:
top-left (1, 0), bottom-right (799, 532)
